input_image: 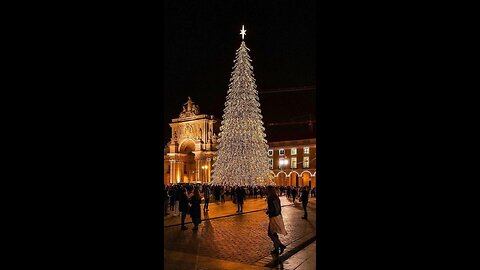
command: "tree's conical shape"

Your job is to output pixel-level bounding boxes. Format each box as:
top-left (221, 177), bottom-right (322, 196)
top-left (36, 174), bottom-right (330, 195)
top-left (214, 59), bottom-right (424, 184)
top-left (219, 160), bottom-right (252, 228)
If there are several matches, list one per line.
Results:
top-left (211, 41), bottom-right (273, 186)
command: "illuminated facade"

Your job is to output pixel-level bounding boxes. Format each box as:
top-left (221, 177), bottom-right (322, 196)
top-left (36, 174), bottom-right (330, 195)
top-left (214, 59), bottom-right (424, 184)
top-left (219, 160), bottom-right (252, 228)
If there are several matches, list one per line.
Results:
top-left (268, 139), bottom-right (316, 188)
top-left (163, 97), bottom-right (316, 187)
top-left (163, 97), bottom-right (220, 185)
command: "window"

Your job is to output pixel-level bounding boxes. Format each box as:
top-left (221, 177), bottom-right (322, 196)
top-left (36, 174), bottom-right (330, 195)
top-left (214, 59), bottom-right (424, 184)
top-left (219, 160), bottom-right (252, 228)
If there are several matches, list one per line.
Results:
top-left (291, 148), bottom-right (297, 155)
top-left (291, 157), bottom-right (297, 169)
top-left (303, 157), bottom-right (309, 168)
top-left (279, 149), bottom-right (285, 156)
top-left (304, 147), bottom-right (309, 154)
top-left (268, 149), bottom-right (273, 156)
top-left (268, 158), bottom-right (273, 169)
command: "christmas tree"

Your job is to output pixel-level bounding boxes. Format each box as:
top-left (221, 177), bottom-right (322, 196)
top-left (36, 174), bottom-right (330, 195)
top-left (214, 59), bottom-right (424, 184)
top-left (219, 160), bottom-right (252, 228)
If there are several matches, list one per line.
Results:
top-left (211, 26), bottom-right (273, 186)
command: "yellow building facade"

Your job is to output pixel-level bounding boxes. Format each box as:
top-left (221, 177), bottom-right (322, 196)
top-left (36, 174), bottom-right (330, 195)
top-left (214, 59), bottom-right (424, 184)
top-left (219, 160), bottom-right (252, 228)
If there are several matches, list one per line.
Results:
top-left (163, 97), bottom-right (220, 185)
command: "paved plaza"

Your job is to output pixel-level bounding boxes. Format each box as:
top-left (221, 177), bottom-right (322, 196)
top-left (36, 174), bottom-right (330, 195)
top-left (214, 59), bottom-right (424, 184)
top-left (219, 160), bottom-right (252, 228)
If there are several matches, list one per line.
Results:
top-left (164, 195), bottom-right (317, 269)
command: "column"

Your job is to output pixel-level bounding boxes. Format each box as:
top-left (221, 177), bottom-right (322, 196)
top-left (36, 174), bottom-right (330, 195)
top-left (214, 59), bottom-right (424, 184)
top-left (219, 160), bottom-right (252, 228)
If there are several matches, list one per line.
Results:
top-left (196, 158), bottom-right (200, 182)
top-left (207, 158), bottom-right (211, 182)
top-left (179, 161), bottom-right (184, 183)
top-left (169, 160), bottom-right (175, 184)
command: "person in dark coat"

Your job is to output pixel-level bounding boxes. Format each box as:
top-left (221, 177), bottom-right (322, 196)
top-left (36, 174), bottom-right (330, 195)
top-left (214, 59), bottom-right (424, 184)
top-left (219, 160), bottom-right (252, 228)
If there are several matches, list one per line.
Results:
top-left (236, 187), bottom-right (245, 213)
top-left (189, 188), bottom-right (202, 231)
top-left (179, 187), bottom-right (189, 230)
top-left (291, 186), bottom-right (297, 203)
top-left (174, 185), bottom-right (182, 216)
top-left (286, 186), bottom-right (291, 199)
top-left (220, 186), bottom-right (225, 203)
top-left (215, 186), bottom-right (221, 202)
top-left (163, 185), bottom-right (169, 216)
top-left (203, 185), bottom-right (210, 212)
top-left (168, 187), bottom-right (175, 211)
top-left (300, 187), bottom-right (309, 219)
top-left (266, 186), bottom-right (286, 254)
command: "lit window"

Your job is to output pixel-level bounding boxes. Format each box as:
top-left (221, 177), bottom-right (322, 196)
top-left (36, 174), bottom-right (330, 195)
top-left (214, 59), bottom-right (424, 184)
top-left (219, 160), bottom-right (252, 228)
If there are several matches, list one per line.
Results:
top-left (291, 148), bottom-right (297, 155)
top-left (303, 157), bottom-right (309, 168)
top-left (304, 147), bottom-right (309, 154)
top-left (268, 158), bottom-right (273, 169)
top-left (268, 149), bottom-right (273, 156)
top-left (291, 157), bottom-right (297, 169)
top-left (279, 149), bottom-right (285, 156)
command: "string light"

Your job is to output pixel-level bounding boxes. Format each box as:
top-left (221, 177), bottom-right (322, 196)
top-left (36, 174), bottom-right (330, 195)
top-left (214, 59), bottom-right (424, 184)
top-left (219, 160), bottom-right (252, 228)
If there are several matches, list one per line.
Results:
top-left (211, 28), bottom-right (273, 187)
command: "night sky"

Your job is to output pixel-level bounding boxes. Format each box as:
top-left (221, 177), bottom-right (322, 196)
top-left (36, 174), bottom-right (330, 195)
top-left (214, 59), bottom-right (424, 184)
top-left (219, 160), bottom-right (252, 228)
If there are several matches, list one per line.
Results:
top-left (164, 0), bottom-right (316, 146)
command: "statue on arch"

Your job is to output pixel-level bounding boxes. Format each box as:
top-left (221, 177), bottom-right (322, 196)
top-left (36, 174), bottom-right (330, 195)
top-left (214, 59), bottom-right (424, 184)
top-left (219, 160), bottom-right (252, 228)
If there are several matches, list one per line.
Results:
top-left (192, 104), bottom-right (200, 115)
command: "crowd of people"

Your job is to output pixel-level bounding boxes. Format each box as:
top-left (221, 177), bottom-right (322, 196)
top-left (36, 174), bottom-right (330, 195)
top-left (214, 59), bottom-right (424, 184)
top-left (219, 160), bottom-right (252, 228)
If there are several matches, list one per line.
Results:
top-left (163, 183), bottom-right (316, 255)
top-left (163, 183), bottom-right (316, 225)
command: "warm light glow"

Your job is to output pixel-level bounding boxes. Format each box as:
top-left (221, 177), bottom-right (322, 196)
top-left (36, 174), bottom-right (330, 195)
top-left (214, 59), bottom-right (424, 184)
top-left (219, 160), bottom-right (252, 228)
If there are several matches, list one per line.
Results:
top-left (210, 34), bottom-right (273, 186)
top-left (240, 25), bottom-right (246, 39)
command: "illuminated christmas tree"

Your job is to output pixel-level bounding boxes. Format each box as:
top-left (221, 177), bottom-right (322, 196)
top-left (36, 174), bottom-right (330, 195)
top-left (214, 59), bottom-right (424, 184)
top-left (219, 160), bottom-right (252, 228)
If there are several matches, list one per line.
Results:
top-left (211, 25), bottom-right (273, 186)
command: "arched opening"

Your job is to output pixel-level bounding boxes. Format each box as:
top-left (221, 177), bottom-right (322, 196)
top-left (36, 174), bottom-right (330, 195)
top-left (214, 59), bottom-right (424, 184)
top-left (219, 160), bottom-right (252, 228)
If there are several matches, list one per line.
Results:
top-left (179, 139), bottom-right (196, 183)
top-left (277, 172), bottom-right (287, 186)
top-left (301, 171), bottom-right (312, 188)
top-left (289, 171), bottom-right (299, 187)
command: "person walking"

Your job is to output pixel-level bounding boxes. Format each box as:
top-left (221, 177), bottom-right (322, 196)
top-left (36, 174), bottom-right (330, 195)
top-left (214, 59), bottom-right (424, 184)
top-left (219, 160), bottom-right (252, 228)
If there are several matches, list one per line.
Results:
top-left (189, 188), bottom-right (202, 231)
top-left (179, 187), bottom-right (189, 230)
top-left (163, 185), bottom-right (170, 216)
top-left (236, 187), bottom-right (245, 213)
top-left (174, 185), bottom-right (182, 216)
top-left (168, 187), bottom-right (175, 212)
top-left (266, 186), bottom-right (287, 254)
top-left (203, 185), bottom-right (210, 212)
top-left (300, 187), bottom-right (309, 219)
top-left (291, 186), bottom-right (297, 203)
top-left (286, 186), bottom-right (291, 199)
top-left (220, 186), bottom-right (225, 203)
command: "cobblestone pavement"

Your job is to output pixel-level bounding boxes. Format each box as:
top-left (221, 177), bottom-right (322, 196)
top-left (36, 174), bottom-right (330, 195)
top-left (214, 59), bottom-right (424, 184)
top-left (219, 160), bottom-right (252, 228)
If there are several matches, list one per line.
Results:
top-left (272, 241), bottom-right (316, 270)
top-left (164, 196), bottom-right (316, 266)
top-left (164, 196), bottom-right (295, 227)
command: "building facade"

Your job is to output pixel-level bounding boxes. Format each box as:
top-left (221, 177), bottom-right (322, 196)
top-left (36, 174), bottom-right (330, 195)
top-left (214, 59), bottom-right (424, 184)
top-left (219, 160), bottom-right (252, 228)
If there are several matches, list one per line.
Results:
top-left (268, 139), bottom-right (316, 188)
top-left (164, 98), bottom-right (316, 187)
top-left (163, 97), bottom-right (220, 185)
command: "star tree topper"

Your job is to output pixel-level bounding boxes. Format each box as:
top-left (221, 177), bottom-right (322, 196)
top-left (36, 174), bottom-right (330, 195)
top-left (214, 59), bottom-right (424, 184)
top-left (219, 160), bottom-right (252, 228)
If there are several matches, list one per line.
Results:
top-left (240, 25), bottom-right (246, 39)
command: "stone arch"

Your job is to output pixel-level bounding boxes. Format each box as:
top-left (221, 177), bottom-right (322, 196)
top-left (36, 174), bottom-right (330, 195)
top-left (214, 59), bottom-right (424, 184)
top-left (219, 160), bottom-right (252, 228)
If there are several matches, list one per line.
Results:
top-left (178, 139), bottom-right (195, 154)
top-left (287, 171), bottom-right (300, 187)
top-left (178, 139), bottom-right (196, 183)
top-left (276, 171), bottom-right (288, 186)
top-left (287, 171), bottom-right (300, 177)
top-left (300, 171), bottom-right (313, 188)
top-left (300, 171), bottom-right (313, 177)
